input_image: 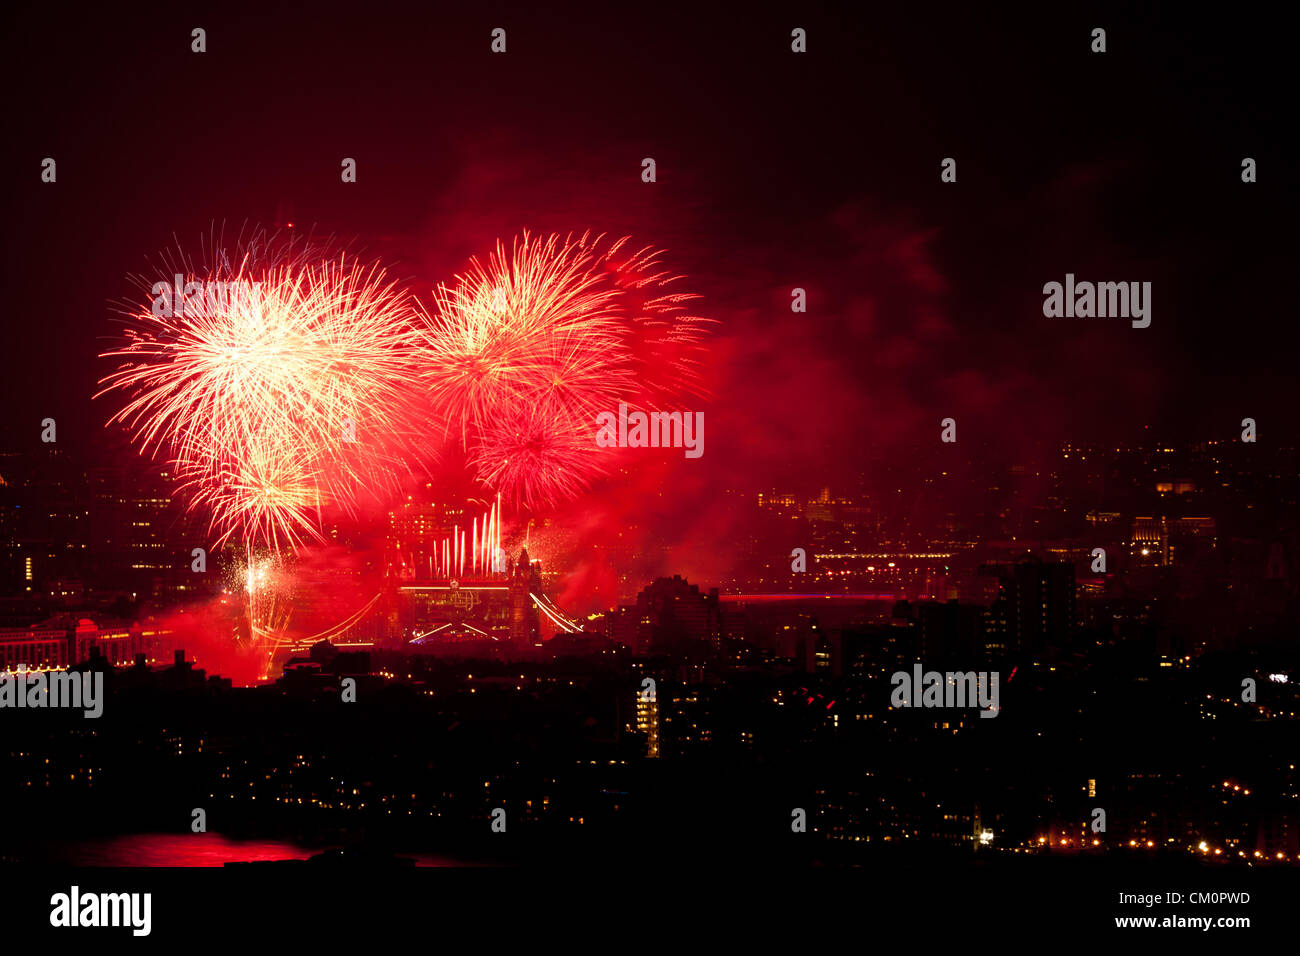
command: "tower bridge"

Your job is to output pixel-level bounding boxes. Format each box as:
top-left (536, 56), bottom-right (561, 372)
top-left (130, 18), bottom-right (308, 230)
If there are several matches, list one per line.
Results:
top-left (395, 548), bottom-right (583, 645)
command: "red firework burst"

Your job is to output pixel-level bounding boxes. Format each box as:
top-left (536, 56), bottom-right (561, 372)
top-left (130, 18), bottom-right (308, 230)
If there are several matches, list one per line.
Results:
top-left (418, 231), bottom-right (630, 440)
top-left (419, 231), bottom-right (714, 511)
top-left (593, 236), bottom-right (718, 404)
top-left (467, 400), bottom-right (611, 511)
top-left (99, 236), bottom-right (435, 550)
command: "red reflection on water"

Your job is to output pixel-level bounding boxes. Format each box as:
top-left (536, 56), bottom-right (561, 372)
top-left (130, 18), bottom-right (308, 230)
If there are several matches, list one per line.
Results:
top-left (49, 833), bottom-right (455, 867)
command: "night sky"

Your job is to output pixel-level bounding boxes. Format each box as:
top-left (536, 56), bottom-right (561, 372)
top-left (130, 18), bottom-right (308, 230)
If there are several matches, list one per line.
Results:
top-left (3, 3), bottom-right (1295, 526)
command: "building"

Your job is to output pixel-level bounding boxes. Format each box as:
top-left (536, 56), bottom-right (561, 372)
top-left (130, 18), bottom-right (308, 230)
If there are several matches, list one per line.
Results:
top-left (981, 560), bottom-right (1075, 653)
top-left (0, 616), bottom-right (173, 671)
top-left (508, 548), bottom-right (542, 645)
top-left (394, 548), bottom-right (542, 646)
top-left (0, 627), bottom-right (68, 671)
top-left (634, 576), bottom-right (719, 655)
top-left (634, 685), bottom-right (660, 758)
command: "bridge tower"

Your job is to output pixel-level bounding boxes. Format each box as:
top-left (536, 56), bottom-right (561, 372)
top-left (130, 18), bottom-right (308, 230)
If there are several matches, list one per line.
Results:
top-left (509, 548), bottom-right (542, 645)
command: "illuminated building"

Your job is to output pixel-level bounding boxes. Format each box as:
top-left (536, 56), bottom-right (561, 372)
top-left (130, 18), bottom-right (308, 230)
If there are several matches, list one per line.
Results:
top-left (0, 617), bottom-right (172, 671)
top-left (394, 548), bottom-right (543, 646)
top-left (508, 548), bottom-right (542, 645)
top-left (69, 618), bottom-right (170, 666)
top-left (0, 627), bottom-right (68, 671)
top-left (634, 685), bottom-right (659, 758)
top-left (1131, 516), bottom-right (1169, 566)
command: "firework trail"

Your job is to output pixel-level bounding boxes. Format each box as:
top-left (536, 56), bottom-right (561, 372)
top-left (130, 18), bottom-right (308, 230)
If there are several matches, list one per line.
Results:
top-left (468, 402), bottom-right (611, 510)
top-left (420, 231), bottom-right (714, 511)
top-left (178, 426), bottom-right (326, 555)
top-left (418, 232), bottom-right (630, 441)
top-left (227, 548), bottom-right (295, 681)
top-left (235, 550), bottom-right (293, 641)
top-left (99, 234), bottom-right (435, 550)
top-left (98, 225), bottom-right (715, 664)
top-left (100, 229), bottom-right (440, 672)
top-left (593, 236), bottom-right (717, 404)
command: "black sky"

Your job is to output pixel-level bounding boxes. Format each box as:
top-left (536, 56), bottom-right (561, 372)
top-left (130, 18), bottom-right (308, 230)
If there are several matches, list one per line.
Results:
top-left (2, 1), bottom-right (1295, 459)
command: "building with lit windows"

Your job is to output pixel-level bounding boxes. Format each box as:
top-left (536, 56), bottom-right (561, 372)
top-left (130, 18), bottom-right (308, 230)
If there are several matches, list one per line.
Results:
top-left (634, 686), bottom-right (659, 758)
top-left (0, 627), bottom-right (68, 671)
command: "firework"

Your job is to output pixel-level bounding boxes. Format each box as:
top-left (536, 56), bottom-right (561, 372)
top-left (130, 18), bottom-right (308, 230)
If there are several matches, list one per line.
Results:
top-left (419, 231), bottom-right (714, 511)
top-left (418, 231), bottom-right (630, 440)
top-left (593, 236), bottom-right (717, 404)
top-left (227, 548), bottom-right (294, 643)
top-left (468, 401), bottom-right (611, 510)
top-left (102, 226), bottom-right (714, 531)
top-left (99, 237), bottom-right (435, 549)
top-left (431, 497), bottom-right (504, 578)
top-left (178, 425), bottom-right (327, 554)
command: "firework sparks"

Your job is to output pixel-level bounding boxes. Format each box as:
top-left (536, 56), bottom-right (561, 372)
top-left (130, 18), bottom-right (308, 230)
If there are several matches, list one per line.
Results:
top-left (228, 548), bottom-right (294, 646)
top-left (418, 231), bottom-right (629, 440)
top-left (101, 225), bottom-right (714, 562)
top-left (99, 237), bottom-right (435, 550)
top-left (468, 402), bottom-right (611, 510)
top-left (419, 231), bottom-right (714, 511)
top-left (594, 236), bottom-right (717, 404)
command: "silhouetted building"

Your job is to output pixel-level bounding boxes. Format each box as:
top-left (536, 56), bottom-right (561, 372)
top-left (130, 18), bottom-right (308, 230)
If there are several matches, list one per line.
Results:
top-left (982, 560), bottom-right (1075, 653)
top-left (635, 576), bottom-right (719, 655)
